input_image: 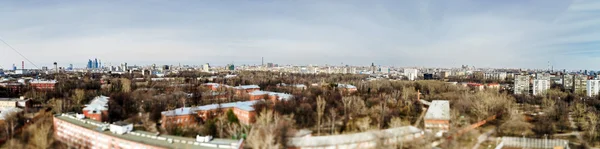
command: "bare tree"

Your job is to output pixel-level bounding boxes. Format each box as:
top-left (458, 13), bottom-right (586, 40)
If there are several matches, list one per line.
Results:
top-left (329, 108), bottom-right (337, 135)
top-left (316, 96), bottom-right (326, 135)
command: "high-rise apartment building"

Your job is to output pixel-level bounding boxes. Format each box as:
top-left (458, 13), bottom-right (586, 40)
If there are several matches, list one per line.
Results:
top-left (532, 79), bottom-right (550, 96)
top-left (514, 75), bottom-right (530, 95)
top-left (587, 80), bottom-right (600, 97)
top-left (405, 69), bottom-right (418, 81)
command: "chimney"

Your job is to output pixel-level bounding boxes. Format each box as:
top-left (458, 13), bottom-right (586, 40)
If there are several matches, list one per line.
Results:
top-left (21, 61), bottom-right (24, 69)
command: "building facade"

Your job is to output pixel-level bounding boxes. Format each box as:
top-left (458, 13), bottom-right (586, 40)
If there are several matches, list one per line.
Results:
top-left (404, 69), bottom-right (418, 81)
top-left (29, 80), bottom-right (57, 90)
top-left (82, 96), bottom-right (109, 122)
top-left (514, 75), bottom-right (530, 95)
top-left (532, 79), bottom-right (550, 96)
top-left (587, 80), bottom-right (600, 97)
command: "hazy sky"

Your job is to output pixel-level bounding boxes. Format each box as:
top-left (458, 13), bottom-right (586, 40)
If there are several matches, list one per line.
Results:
top-left (0, 0), bottom-right (599, 69)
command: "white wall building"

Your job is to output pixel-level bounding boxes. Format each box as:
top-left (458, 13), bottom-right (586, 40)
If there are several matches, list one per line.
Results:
top-left (404, 69), bottom-right (418, 81)
top-left (587, 80), bottom-right (600, 97)
top-left (532, 79), bottom-right (550, 96)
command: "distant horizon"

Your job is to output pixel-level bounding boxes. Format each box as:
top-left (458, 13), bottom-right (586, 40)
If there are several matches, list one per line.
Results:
top-left (1, 1), bottom-right (600, 70)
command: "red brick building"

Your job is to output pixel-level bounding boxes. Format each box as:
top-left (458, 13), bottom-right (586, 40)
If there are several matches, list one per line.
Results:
top-left (162, 100), bottom-right (262, 127)
top-left (248, 90), bottom-right (293, 102)
top-left (82, 96), bottom-right (109, 122)
top-left (161, 107), bottom-right (198, 128)
top-left (54, 113), bottom-right (241, 149)
top-left (29, 79), bottom-right (57, 90)
top-left (233, 85), bottom-right (260, 95)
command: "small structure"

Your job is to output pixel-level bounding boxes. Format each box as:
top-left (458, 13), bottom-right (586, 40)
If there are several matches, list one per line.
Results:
top-left (109, 121), bottom-right (133, 135)
top-left (82, 96), bottom-right (109, 122)
top-left (424, 100), bottom-right (450, 136)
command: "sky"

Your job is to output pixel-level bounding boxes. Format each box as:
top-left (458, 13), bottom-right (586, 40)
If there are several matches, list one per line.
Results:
top-left (0, 0), bottom-right (599, 70)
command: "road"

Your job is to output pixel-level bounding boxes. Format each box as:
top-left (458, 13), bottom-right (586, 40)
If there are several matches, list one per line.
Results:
top-left (472, 129), bottom-right (495, 149)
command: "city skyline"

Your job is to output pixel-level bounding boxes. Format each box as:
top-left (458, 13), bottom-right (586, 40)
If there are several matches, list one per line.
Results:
top-left (1, 0), bottom-right (599, 69)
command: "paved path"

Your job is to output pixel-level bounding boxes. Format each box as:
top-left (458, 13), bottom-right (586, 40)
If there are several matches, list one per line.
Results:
top-left (472, 129), bottom-right (495, 149)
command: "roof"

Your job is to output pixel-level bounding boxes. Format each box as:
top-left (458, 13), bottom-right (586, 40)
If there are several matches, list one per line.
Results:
top-left (337, 84), bottom-right (357, 89)
top-left (498, 137), bottom-right (569, 149)
top-left (164, 100), bottom-right (262, 116)
top-left (161, 107), bottom-right (196, 116)
top-left (249, 90), bottom-right (294, 101)
top-left (55, 113), bottom-right (240, 149)
top-left (234, 85), bottom-right (260, 90)
top-left (424, 100), bottom-right (450, 120)
top-left (287, 126), bottom-right (422, 147)
top-left (83, 96), bottom-right (109, 112)
top-left (0, 107), bottom-right (23, 120)
top-left (30, 79), bottom-right (57, 84)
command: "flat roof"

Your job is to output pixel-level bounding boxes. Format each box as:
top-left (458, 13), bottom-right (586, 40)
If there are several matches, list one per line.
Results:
top-left (287, 126), bottom-right (422, 147)
top-left (424, 100), bottom-right (450, 120)
top-left (55, 114), bottom-right (239, 149)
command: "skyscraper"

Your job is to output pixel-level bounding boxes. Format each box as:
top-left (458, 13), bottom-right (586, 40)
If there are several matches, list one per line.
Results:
top-left (87, 60), bottom-right (93, 69)
top-left (93, 58), bottom-right (98, 69)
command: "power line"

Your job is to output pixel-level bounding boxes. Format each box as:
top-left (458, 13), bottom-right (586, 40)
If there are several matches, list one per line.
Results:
top-left (0, 36), bottom-right (39, 69)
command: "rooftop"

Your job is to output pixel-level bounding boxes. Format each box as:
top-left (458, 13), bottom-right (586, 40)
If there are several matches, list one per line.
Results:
top-left (287, 126), bottom-right (422, 147)
top-left (234, 85), bottom-right (260, 90)
top-left (55, 113), bottom-right (240, 149)
top-left (424, 100), bottom-right (451, 120)
top-left (497, 137), bottom-right (569, 149)
top-left (163, 100), bottom-right (262, 116)
top-left (30, 79), bottom-right (57, 84)
top-left (337, 84), bottom-right (357, 89)
top-left (83, 96), bottom-right (109, 112)
top-left (0, 107), bottom-right (22, 120)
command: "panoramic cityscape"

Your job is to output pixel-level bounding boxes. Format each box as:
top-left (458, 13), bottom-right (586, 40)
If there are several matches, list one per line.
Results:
top-left (1, 0), bottom-right (600, 149)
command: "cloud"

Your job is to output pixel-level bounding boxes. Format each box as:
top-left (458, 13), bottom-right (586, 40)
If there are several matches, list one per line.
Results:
top-left (1, 0), bottom-right (599, 70)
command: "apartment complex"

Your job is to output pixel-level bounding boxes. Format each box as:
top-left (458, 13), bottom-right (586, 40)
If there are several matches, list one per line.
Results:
top-left (587, 80), bottom-right (600, 97)
top-left (574, 75), bottom-right (588, 95)
top-left (514, 75), bottom-right (530, 95)
top-left (54, 113), bottom-right (241, 149)
top-left (532, 79), bottom-right (550, 96)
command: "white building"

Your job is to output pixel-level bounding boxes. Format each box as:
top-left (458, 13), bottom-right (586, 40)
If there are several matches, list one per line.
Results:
top-left (202, 63), bottom-right (210, 72)
top-left (587, 80), bottom-right (600, 97)
top-left (514, 75), bottom-right (530, 95)
top-left (404, 69), bottom-right (418, 81)
top-left (532, 79), bottom-right (550, 96)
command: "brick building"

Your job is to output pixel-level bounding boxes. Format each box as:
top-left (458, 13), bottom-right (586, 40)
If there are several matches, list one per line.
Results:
top-left (54, 113), bottom-right (241, 149)
top-left (162, 100), bottom-right (262, 127)
top-left (82, 96), bottom-right (109, 122)
top-left (233, 85), bottom-right (260, 95)
top-left (337, 84), bottom-right (358, 92)
top-left (248, 90), bottom-right (293, 102)
top-left (29, 79), bottom-right (57, 90)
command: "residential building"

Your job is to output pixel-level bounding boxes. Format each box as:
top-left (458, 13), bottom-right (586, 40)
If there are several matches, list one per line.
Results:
top-left (587, 80), bottom-right (600, 97)
top-left (29, 79), bottom-right (57, 90)
top-left (0, 97), bottom-right (30, 109)
top-left (532, 79), bottom-right (550, 96)
top-left (162, 100), bottom-right (261, 127)
top-left (574, 75), bottom-right (588, 95)
top-left (54, 113), bottom-right (241, 149)
top-left (161, 107), bottom-right (198, 128)
top-left (514, 75), bottom-right (530, 95)
top-left (287, 126), bottom-right (423, 149)
top-left (248, 90), bottom-right (293, 102)
top-left (424, 100), bottom-right (450, 135)
top-left (195, 100), bottom-right (260, 125)
top-left (233, 85), bottom-right (260, 95)
top-left (82, 96), bottom-right (109, 122)
top-left (404, 69), bottom-right (418, 81)
top-left (563, 74), bottom-right (573, 91)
